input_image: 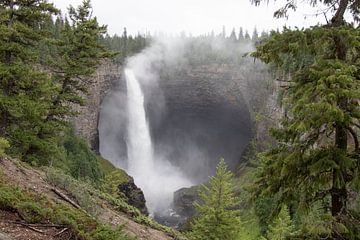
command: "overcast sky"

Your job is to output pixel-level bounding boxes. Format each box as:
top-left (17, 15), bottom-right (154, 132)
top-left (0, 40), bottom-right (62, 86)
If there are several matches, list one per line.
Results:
top-left (50, 0), bottom-right (331, 36)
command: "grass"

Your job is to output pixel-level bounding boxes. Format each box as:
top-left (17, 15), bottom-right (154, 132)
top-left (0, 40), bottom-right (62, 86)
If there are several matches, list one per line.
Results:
top-left (97, 156), bottom-right (117, 175)
top-left (44, 167), bottom-right (187, 239)
top-left (0, 173), bottom-right (135, 240)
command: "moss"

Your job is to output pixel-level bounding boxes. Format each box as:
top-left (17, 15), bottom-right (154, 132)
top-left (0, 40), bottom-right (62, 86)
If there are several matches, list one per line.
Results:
top-left (0, 185), bottom-right (23, 211)
top-left (102, 169), bottom-right (130, 197)
top-left (92, 225), bottom-right (136, 240)
top-left (97, 156), bottom-right (117, 175)
top-left (0, 178), bottom-right (134, 240)
top-left (44, 166), bottom-right (187, 239)
top-left (17, 202), bottom-right (46, 223)
top-left (0, 138), bottom-right (9, 157)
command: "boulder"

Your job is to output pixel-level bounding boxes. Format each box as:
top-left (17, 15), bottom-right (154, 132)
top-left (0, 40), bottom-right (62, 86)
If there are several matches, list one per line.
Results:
top-left (173, 186), bottom-right (200, 219)
top-left (118, 177), bottom-right (148, 215)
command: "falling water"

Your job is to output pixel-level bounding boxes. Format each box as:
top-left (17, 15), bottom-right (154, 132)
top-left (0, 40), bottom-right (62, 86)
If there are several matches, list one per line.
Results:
top-left (125, 68), bottom-right (192, 215)
top-left (125, 68), bottom-right (154, 176)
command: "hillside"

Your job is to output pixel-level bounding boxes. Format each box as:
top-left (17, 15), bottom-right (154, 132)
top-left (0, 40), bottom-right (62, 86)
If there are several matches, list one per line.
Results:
top-left (0, 157), bottom-right (183, 240)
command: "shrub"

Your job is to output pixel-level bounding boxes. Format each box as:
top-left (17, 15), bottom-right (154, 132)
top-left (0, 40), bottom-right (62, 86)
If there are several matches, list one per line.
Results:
top-left (0, 138), bottom-right (10, 157)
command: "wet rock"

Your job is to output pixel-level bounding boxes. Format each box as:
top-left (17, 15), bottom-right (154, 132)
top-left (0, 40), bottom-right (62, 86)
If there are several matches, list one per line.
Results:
top-left (173, 186), bottom-right (200, 219)
top-left (118, 177), bottom-right (148, 215)
top-left (156, 185), bottom-right (201, 230)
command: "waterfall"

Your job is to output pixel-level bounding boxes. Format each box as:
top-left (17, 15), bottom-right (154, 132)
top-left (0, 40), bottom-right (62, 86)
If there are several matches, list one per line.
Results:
top-left (125, 68), bottom-right (154, 176)
top-left (124, 68), bottom-right (192, 215)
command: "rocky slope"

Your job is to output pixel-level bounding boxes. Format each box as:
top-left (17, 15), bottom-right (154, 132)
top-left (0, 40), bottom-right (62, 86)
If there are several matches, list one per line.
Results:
top-left (0, 157), bottom-right (182, 240)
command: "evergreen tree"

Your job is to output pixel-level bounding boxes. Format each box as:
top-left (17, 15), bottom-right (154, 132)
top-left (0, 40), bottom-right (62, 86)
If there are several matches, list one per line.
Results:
top-left (0, 0), bottom-right (59, 163)
top-left (244, 30), bottom-right (251, 40)
top-left (47, 0), bottom-right (112, 125)
top-left (252, 0), bottom-right (360, 238)
top-left (222, 25), bottom-right (226, 38)
top-left (229, 28), bottom-right (237, 41)
top-left (252, 27), bottom-right (258, 41)
top-left (265, 205), bottom-right (297, 240)
top-left (238, 27), bottom-right (244, 41)
top-left (189, 159), bottom-right (240, 240)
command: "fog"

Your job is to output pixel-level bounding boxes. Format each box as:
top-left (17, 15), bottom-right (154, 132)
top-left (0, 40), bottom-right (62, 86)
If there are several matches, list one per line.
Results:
top-left (99, 35), bottom-right (265, 215)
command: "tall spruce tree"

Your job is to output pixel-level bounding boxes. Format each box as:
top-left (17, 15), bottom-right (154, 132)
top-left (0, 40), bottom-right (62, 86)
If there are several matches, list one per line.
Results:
top-left (189, 159), bottom-right (240, 240)
top-left (48, 0), bottom-right (112, 123)
top-left (264, 205), bottom-right (297, 240)
top-left (252, 0), bottom-right (360, 238)
top-left (0, 0), bottom-right (59, 163)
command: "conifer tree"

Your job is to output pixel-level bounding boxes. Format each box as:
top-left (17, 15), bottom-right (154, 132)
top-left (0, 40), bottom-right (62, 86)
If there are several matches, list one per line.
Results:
top-left (252, 27), bottom-right (258, 41)
top-left (252, 0), bottom-right (360, 238)
top-left (47, 0), bottom-right (112, 125)
top-left (238, 27), bottom-right (244, 41)
top-left (244, 30), bottom-right (251, 40)
top-left (229, 28), bottom-right (237, 41)
top-left (189, 159), bottom-right (240, 240)
top-left (0, 0), bottom-right (59, 163)
top-left (265, 205), bottom-right (297, 240)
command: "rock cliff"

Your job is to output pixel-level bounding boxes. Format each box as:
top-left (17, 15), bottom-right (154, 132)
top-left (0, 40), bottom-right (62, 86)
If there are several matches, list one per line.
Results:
top-left (71, 62), bottom-right (122, 151)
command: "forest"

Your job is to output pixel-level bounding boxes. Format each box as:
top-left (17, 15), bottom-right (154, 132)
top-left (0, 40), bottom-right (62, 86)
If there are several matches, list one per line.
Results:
top-left (0, 0), bottom-right (359, 240)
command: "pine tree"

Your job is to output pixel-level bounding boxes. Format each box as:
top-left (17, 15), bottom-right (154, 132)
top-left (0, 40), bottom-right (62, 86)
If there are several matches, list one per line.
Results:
top-left (0, 0), bottom-right (59, 163)
top-left (265, 205), bottom-right (297, 240)
top-left (229, 28), bottom-right (237, 42)
top-left (189, 159), bottom-right (240, 240)
top-left (244, 30), bottom-right (251, 40)
top-left (252, 0), bottom-right (360, 238)
top-left (238, 27), bottom-right (244, 41)
top-left (47, 0), bottom-right (112, 125)
top-left (252, 27), bottom-right (258, 41)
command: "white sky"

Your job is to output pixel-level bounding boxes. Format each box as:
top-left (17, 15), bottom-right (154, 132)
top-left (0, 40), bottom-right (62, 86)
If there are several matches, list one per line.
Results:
top-left (50, 0), bottom-right (332, 36)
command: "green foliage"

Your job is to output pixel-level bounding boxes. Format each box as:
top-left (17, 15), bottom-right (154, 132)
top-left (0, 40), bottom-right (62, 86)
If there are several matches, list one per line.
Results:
top-left (44, 166), bottom-right (185, 239)
top-left (189, 159), bottom-right (240, 240)
top-left (0, 171), bottom-right (134, 239)
top-left (16, 202), bottom-right (47, 223)
top-left (252, 20), bottom-right (360, 238)
top-left (0, 138), bottom-right (9, 157)
top-left (0, 0), bottom-right (113, 166)
top-left (92, 225), bottom-right (135, 240)
top-left (254, 196), bottom-right (277, 234)
top-left (101, 29), bottom-right (148, 64)
top-left (296, 201), bottom-right (332, 238)
top-left (102, 169), bottom-right (130, 197)
top-left (48, 0), bottom-right (113, 120)
top-left (0, 0), bottom-right (61, 164)
top-left (237, 208), bottom-right (262, 240)
top-left (264, 205), bottom-right (297, 240)
top-left (45, 167), bottom-right (100, 215)
top-left (62, 128), bottom-right (103, 182)
top-left (98, 156), bottom-right (117, 175)
top-left (0, 177), bottom-right (133, 240)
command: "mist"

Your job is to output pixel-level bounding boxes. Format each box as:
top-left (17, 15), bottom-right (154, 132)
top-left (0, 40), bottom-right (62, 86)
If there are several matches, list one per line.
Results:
top-left (99, 35), bottom-right (266, 216)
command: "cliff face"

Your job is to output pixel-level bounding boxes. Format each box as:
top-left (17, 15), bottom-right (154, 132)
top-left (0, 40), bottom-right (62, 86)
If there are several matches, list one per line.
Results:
top-left (95, 59), bottom-right (272, 183)
top-left (71, 62), bottom-right (122, 151)
top-left (146, 64), bottom-right (255, 181)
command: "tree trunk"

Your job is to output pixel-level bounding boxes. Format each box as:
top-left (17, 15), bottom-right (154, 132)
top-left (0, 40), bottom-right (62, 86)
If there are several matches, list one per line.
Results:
top-left (331, 0), bottom-right (349, 27)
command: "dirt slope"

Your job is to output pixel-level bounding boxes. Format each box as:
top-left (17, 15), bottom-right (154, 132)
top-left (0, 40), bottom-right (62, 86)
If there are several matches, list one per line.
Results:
top-left (0, 158), bottom-right (174, 240)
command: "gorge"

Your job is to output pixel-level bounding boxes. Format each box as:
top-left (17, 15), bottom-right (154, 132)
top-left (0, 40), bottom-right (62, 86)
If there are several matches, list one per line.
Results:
top-left (92, 37), bottom-right (274, 221)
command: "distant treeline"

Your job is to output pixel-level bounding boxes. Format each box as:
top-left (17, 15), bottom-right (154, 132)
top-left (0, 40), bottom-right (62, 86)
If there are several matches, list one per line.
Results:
top-left (100, 26), bottom-right (268, 64)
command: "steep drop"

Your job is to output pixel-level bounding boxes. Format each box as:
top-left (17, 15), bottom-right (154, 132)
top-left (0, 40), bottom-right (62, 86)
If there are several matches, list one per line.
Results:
top-left (123, 68), bottom-right (192, 215)
top-left (125, 68), bottom-right (154, 176)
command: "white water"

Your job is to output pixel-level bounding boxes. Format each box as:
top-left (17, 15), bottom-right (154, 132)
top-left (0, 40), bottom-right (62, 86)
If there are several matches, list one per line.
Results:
top-left (125, 68), bottom-right (192, 215)
top-left (125, 68), bottom-right (154, 176)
